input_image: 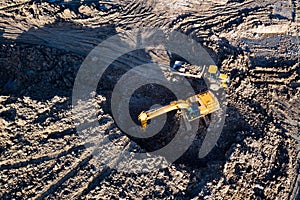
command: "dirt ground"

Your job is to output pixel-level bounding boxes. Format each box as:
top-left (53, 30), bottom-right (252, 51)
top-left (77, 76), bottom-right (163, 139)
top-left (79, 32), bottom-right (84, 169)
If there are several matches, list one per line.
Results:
top-left (0, 0), bottom-right (299, 199)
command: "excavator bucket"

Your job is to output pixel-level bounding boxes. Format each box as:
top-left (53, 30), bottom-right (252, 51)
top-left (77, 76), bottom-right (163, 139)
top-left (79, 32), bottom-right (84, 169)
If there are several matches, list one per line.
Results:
top-left (138, 111), bottom-right (148, 130)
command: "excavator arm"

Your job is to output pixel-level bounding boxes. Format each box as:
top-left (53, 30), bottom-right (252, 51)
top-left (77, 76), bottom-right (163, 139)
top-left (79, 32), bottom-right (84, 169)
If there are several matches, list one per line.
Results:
top-left (138, 100), bottom-right (190, 129)
top-left (138, 91), bottom-right (220, 130)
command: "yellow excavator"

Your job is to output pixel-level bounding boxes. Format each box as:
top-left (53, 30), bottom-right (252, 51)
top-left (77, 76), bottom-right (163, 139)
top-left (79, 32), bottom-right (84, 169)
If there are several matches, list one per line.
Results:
top-left (138, 63), bottom-right (229, 129)
top-left (138, 91), bottom-right (220, 129)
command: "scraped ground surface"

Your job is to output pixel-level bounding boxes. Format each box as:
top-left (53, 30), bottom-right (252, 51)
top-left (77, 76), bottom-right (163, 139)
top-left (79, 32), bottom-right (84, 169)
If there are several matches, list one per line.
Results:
top-left (0, 0), bottom-right (299, 199)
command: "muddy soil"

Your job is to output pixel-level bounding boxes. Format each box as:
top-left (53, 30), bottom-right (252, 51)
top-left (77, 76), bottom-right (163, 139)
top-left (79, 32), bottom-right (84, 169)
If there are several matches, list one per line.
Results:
top-left (0, 0), bottom-right (299, 199)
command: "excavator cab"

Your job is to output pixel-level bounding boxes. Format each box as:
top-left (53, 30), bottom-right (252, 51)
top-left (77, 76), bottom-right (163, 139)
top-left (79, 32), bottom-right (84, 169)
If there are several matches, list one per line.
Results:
top-left (187, 103), bottom-right (200, 120)
top-left (186, 96), bottom-right (201, 121)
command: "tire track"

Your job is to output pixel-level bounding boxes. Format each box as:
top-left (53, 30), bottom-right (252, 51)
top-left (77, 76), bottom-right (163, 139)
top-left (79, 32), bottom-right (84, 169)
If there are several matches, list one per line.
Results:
top-left (0, 144), bottom-right (86, 170)
top-left (169, 1), bottom-right (265, 33)
top-left (72, 167), bottom-right (112, 199)
top-left (249, 63), bottom-right (299, 85)
top-left (0, 144), bottom-right (89, 171)
top-left (44, 126), bottom-right (133, 199)
top-left (35, 153), bottom-right (93, 200)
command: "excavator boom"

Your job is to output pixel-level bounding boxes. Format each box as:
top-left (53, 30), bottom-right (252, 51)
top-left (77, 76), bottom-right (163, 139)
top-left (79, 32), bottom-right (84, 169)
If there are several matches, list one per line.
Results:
top-left (138, 91), bottom-right (220, 129)
top-left (138, 100), bottom-right (190, 129)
